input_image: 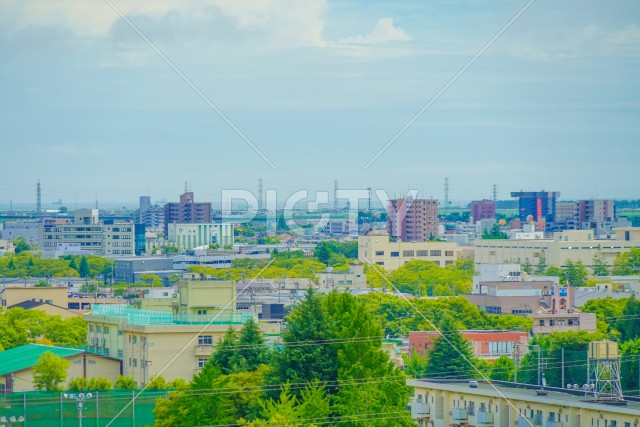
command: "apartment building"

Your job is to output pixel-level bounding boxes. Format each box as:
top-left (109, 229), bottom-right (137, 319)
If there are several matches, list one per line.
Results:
top-left (470, 200), bottom-right (496, 222)
top-left (475, 228), bottom-right (640, 271)
top-left (407, 379), bottom-right (639, 427)
top-left (84, 273), bottom-right (281, 386)
top-left (164, 192), bottom-right (212, 234)
top-left (387, 198), bottom-right (439, 242)
top-left (358, 232), bottom-right (459, 271)
top-left (409, 330), bottom-right (529, 361)
top-left (511, 191), bottom-right (560, 224)
top-left (316, 265), bottom-right (366, 289)
top-left (39, 209), bottom-right (134, 256)
top-left (167, 222), bottom-right (234, 250)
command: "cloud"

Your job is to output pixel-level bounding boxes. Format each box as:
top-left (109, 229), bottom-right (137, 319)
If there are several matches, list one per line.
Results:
top-left (338, 18), bottom-right (412, 45)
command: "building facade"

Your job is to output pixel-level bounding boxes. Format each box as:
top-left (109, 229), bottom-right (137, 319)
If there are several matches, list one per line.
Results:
top-left (358, 232), bottom-right (459, 271)
top-left (470, 200), bottom-right (496, 222)
top-left (409, 330), bottom-right (529, 361)
top-left (474, 228), bottom-right (640, 271)
top-left (407, 379), bottom-right (640, 427)
top-left (387, 198), bottom-right (439, 242)
top-left (163, 192), bottom-right (212, 234)
top-left (511, 191), bottom-right (560, 223)
top-left (316, 265), bottom-right (366, 289)
top-left (167, 222), bottom-right (234, 250)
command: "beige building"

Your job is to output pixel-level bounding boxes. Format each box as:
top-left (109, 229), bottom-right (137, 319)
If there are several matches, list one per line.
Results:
top-left (0, 239), bottom-right (15, 255)
top-left (475, 228), bottom-right (640, 270)
top-left (1, 286), bottom-right (69, 309)
top-left (358, 232), bottom-right (460, 271)
top-left (407, 379), bottom-right (640, 427)
top-left (84, 273), bottom-right (281, 386)
top-left (316, 265), bottom-right (367, 289)
top-left (531, 309), bottom-right (597, 335)
top-left (0, 344), bottom-right (121, 393)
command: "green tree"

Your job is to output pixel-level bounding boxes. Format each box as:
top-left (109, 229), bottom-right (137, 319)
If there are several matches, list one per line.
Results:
top-left (535, 249), bottom-right (547, 275)
top-left (544, 265), bottom-right (564, 278)
top-left (562, 260), bottom-right (588, 286)
top-left (482, 223), bottom-right (508, 239)
top-left (89, 377), bottom-right (113, 391)
top-left (147, 375), bottom-right (168, 390)
top-left (68, 377), bottom-right (90, 391)
top-left (211, 327), bottom-right (244, 375)
top-left (616, 298), bottom-right (640, 341)
top-left (139, 273), bottom-right (162, 287)
top-left (489, 355), bottom-right (514, 382)
top-left (403, 352), bottom-right (429, 379)
top-left (612, 248), bottom-right (640, 275)
top-left (238, 319), bottom-right (269, 371)
top-left (78, 257), bottom-right (90, 278)
top-left (424, 315), bottom-right (477, 379)
top-left (12, 237), bottom-right (32, 254)
top-left (592, 246), bottom-right (610, 276)
top-left (33, 351), bottom-right (70, 391)
top-left (114, 375), bottom-right (136, 390)
top-left (521, 258), bottom-right (533, 275)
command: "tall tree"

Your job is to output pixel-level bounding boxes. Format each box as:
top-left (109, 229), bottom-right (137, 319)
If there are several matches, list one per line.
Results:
top-left (521, 258), bottom-right (533, 275)
top-left (211, 326), bottom-right (242, 375)
top-left (616, 298), bottom-right (640, 341)
top-left (489, 355), bottom-right (514, 382)
top-left (78, 256), bottom-right (90, 278)
top-left (33, 351), bottom-right (70, 391)
top-left (424, 315), bottom-right (477, 379)
top-left (535, 249), bottom-right (547, 275)
top-left (612, 248), bottom-right (640, 275)
top-left (592, 245), bottom-right (610, 276)
top-left (562, 260), bottom-right (588, 286)
top-left (238, 319), bottom-right (269, 371)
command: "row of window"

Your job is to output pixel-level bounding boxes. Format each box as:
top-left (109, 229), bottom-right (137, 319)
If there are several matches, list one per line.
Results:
top-left (89, 325), bottom-right (110, 333)
top-left (375, 250), bottom-right (454, 257)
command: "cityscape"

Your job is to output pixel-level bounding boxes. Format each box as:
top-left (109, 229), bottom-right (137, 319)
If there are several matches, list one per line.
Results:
top-left (2, 1), bottom-right (640, 427)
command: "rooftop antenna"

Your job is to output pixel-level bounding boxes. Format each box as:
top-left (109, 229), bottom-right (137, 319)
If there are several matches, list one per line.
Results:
top-left (36, 180), bottom-right (42, 213)
top-left (493, 184), bottom-right (498, 202)
top-left (367, 187), bottom-right (372, 213)
top-left (95, 193), bottom-right (99, 210)
top-left (184, 179), bottom-right (189, 193)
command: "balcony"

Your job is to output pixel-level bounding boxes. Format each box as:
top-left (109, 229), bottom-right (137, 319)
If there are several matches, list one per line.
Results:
top-left (477, 411), bottom-right (494, 425)
top-left (518, 417), bottom-right (535, 427)
top-left (452, 407), bottom-right (468, 421)
top-left (408, 398), bottom-right (430, 419)
top-left (546, 421), bottom-right (564, 427)
top-left (195, 345), bottom-right (214, 357)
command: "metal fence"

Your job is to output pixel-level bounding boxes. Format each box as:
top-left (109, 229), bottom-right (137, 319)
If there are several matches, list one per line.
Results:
top-left (0, 390), bottom-right (169, 427)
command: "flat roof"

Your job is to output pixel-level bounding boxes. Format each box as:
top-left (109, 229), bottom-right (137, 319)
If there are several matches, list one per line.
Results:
top-left (407, 379), bottom-right (640, 415)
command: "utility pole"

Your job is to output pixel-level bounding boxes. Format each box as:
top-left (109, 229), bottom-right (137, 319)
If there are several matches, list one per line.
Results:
top-left (333, 180), bottom-right (339, 212)
top-left (561, 347), bottom-right (565, 388)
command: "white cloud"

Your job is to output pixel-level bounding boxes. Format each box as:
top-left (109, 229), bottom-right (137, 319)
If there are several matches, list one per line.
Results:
top-left (338, 18), bottom-right (412, 45)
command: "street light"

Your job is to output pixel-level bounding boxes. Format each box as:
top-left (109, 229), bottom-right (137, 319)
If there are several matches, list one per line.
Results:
top-left (63, 392), bottom-right (93, 427)
top-left (0, 415), bottom-right (25, 427)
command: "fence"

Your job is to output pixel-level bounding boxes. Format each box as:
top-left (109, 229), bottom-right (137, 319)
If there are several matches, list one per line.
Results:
top-left (0, 390), bottom-right (169, 427)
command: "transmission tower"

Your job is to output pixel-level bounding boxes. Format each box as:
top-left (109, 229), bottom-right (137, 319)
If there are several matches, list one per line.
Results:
top-left (257, 178), bottom-right (264, 211)
top-left (333, 180), bottom-right (339, 212)
top-left (36, 180), bottom-right (42, 213)
top-left (443, 177), bottom-right (449, 212)
top-left (587, 341), bottom-right (624, 402)
top-left (492, 184), bottom-right (498, 202)
top-left (367, 187), bottom-right (372, 213)
top-left (184, 179), bottom-right (189, 193)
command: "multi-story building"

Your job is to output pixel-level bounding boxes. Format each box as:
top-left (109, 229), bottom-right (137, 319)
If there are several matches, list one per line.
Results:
top-left (387, 198), bottom-right (439, 242)
top-left (407, 379), bottom-right (640, 427)
top-left (167, 222), bottom-right (234, 250)
top-left (0, 221), bottom-right (40, 246)
top-left (114, 257), bottom-right (176, 283)
top-left (164, 192), bottom-right (212, 234)
top-left (577, 199), bottom-right (615, 224)
top-left (138, 196), bottom-right (165, 229)
top-left (39, 209), bottom-right (135, 257)
top-left (358, 232), bottom-right (459, 271)
top-left (555, 201), bottom-right (578, 221)
top-left (475, 228), bottom-right (640, 271)
top-left (470, 200), bottom-right (496, 222)
top-left (409, 330), bottom-right (529, 361)
top-left (315, 265), bottom-right (366, 289)
top-left (511, 191), bottom-right (560, 223)
top-left (84, 273), bottom-right (280, 386)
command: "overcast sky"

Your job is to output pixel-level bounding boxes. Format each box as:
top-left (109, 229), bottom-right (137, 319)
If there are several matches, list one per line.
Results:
top-left (1, 0), bottom-right (639, 208)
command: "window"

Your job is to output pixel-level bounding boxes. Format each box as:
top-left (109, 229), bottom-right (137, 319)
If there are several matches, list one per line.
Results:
top-left (198, 335), bottom-right (213, 346)
top-left (118, 350), bottom-right (123, 359)
top-left (390, 251), bottom-right (399, 257)
top-left (132, 336), bottom-right (137, 344)
top-left (539, 320), bottom-right (545, 326)
top-left (197, 358), bottom-right (208, 368)
top-left (445, 251), bottom-right (454, 256)
top-left (403, 250), bottom-right (415, 257)
top-left (103, 326), bottom-right (109, 334)
top-left (430, 250), bottom-right (441, 257)
top-left (89, 325), bottom-right (94, 332)
top-left (376, 262), bottom-right (384, 266)
top-left (97, 326), bottom-right (102, 333)
top-left (197, 310), bottom-right (207, 315)
top-left (133, 358), bottom-right (138, 368)
top-left (375, 251), bottom-right (384, 256)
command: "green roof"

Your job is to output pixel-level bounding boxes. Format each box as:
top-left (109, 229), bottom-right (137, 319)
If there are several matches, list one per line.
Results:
top-left (0, 344), bottom-right (83, 376)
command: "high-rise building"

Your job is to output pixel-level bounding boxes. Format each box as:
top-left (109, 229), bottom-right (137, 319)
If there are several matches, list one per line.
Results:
top-left (164, 192), bottom-right (212, 234)
top-left (139, 196), bottom-right (151, 223)
top-left (470, 200), bottom-right (496, 222)
top-left (577, 199), bottom-right (615, 224)
top-left (511, 191), bottom-right (560, 223)
top-left (138, 196), bottom-right (165, 229)
top-left (387, 198), bottom-right (439, 242)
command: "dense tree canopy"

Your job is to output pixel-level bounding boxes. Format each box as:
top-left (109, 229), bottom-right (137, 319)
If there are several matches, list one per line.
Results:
top-left (0, 307), bottom-right (87, 350)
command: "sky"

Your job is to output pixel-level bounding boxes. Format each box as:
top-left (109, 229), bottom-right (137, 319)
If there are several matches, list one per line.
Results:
top-left (1, 0), bottom-right (639, 208)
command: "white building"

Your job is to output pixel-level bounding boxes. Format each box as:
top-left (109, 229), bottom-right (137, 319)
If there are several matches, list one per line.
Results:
top-left (167, 223), bottom-right (234, 250)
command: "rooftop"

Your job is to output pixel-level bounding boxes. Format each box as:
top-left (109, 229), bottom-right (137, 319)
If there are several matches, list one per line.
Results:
top-left (89, 304), bottom-right (252, 326)
top-left (408, 379), bottom-right (640, 415)
top-left (0, 344), bottom-right (83, 376)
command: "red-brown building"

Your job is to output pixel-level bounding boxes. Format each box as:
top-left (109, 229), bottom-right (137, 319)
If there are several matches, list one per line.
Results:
top-left (387, 198), bottom-right (439, 242)
top-left (163, 192), bottom-right (212, 234)
top-left (470, 200), bottom-right (496, 222)
top-left (409, 330), bottom-right (529, 361)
